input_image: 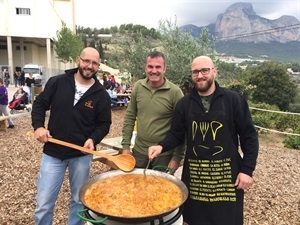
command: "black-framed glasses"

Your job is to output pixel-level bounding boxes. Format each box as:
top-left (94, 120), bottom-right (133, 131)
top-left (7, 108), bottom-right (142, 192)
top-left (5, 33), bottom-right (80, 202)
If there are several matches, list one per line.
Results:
top-left (191, 68), bottom-right (214, 77)
top-left (79, 56), bottom-right (100, 67)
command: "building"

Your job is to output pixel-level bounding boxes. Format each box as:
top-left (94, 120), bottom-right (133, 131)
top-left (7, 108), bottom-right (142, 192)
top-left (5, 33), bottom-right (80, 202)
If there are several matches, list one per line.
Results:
top-left (0, 0), bottom-right (75, 82)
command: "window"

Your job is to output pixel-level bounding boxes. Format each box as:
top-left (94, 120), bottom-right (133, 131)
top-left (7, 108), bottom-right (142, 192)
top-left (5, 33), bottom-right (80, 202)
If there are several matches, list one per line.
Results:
top-left (16, 46), bottom-right (27, 51)
top-left (0, 45), bottom-right (7, 50)
top-left (16, 8), bottom-right (31, 15)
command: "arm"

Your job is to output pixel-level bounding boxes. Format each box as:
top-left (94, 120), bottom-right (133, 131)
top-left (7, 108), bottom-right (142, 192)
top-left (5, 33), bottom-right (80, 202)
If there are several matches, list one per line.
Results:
top-left (233, 94), bottom-right (259, 189)
top-left (121, 88), bottom-right (137, 152)
top-left (168, 88), bottom-right (185, 169)
top-left (235, 96), bottom-right (259, 176)
top-left (0, 93), bottom-right (5, 101)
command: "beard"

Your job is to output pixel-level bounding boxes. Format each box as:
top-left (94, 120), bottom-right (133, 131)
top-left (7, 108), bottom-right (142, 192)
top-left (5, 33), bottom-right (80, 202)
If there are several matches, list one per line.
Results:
top-left (193, 77), bottom-right (214, 93)
top-left (78, 67), bottom-right (95, 80)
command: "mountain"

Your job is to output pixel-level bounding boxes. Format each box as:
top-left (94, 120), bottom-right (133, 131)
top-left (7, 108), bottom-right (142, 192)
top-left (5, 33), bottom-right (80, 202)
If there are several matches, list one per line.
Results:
top-left (180, 2), bottom-right (300, 43)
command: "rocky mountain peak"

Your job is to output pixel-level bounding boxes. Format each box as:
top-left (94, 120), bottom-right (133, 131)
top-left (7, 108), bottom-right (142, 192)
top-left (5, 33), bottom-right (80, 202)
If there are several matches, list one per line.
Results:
top-left (215, 2), bottom-right (300, 43)
top-left (181, 2), bottom-right (300, 43)
top-left (224, 2), bottom-right (256, 16)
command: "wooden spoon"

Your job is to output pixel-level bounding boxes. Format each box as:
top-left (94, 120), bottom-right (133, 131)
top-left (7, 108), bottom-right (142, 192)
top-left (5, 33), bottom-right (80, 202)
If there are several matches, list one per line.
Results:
top-left (26, 131), bottom-right (135, 172)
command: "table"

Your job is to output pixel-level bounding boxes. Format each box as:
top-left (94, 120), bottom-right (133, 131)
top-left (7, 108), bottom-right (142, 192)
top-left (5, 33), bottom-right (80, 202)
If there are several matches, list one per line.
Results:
top-left (116, 93), bottom-right (131, 97)
top-left (100, 136), bottom-right (135, 150)
top-left (116, 93), bottom-right (131, 106)
top-left (100, 136), bottom-right (123, 150)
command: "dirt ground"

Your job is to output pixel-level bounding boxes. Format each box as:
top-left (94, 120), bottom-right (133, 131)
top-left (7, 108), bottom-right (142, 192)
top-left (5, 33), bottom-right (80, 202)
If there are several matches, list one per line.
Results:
top-left (0, 107), bottom-right (299, 225)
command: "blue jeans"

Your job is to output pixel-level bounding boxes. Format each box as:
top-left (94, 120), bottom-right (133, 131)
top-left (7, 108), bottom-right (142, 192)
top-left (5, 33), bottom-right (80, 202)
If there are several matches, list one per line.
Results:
top-left (111, 98), bottom-right (118, 108)
top-left (35, 153), bottom-right (92, 225)
top-left (27, 86), bottom-right (32, 102)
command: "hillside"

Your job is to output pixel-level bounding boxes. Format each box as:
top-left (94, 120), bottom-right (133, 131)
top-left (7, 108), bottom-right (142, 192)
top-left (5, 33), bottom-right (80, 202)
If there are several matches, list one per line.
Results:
top-left (215, 41), bottom-right (300, 63)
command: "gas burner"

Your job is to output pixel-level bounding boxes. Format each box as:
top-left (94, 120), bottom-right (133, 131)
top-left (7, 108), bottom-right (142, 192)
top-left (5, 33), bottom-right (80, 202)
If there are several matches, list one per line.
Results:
top-left (83, 206), bottom-right (183, 225)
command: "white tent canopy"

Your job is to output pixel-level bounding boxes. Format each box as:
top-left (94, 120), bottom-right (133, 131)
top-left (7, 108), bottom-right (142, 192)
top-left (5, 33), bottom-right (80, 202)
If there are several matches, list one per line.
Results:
top-left (100, 64), bottom-right (119, 75)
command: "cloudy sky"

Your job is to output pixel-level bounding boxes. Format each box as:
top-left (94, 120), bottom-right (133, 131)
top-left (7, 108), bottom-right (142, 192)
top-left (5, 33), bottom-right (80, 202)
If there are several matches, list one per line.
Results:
top-left (74, 0), bottom-right (300, 29)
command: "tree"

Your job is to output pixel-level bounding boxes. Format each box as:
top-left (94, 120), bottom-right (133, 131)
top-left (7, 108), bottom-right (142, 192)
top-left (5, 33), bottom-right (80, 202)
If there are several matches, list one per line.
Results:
top-left (248, 61), bottom-right (297, 110)
top-left (111, 32), bottom-right (157, 81)
top-left (54, 22), bottom-right (84, 63)
top-left (84, 33), bottom-right (105, 61)
top-left (158, 17), bottom-right (218, 92)
top-left (158, 17), bottom-right (200, 87)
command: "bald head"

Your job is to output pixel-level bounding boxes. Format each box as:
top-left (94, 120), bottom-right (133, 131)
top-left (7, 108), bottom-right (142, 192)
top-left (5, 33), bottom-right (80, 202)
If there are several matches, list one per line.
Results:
top-left (80, 47), bottom-right (100, 60)
top-left (192, 56), bottom-right (214, 69)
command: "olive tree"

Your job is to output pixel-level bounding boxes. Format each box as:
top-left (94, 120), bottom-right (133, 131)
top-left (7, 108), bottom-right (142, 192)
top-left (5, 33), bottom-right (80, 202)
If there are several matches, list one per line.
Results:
top-left (158, 18), bottom-right (200, 87)
top-left (107, 32), bottom-right (158, 81)
top-left (158, 18), bottom-right (218, 93)
top-left (53, 22), bottom-right (84, 63)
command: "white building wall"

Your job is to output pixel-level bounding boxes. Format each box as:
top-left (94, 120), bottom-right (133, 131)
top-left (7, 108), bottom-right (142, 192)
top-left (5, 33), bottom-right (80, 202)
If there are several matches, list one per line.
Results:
top-left (0, 0), bottom-right (75, 78)
top-left (0, 0), bottom-right (62, 38)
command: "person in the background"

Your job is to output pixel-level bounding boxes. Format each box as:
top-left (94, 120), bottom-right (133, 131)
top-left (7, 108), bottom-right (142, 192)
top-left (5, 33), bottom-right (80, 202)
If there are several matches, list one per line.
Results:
top-left (0, 78), bottom-right (14, 128)
top-left (113, 82), bottom-right (123, 94)
top-left (121, 51), bottom-right (185, 173)
top-left (3, 69), bottom-right (10, 88)
top-left (121, 81), bottom-right (127, 93)
top-left (20, 70), bottom-right (25, 86)
top-left (13, 71), bottom-right (20, 87)
top-left (31, 47), bottom-right (112, 225)
top-left (106, 84), bottom-right (118, 109)
top-left (148, 56), bottom-right (259, 225)
top-left (110, 74), bottom-right (116, 90)
top-left (14, 87), bottom-right (24, 99)
top-left (25, 72), bottom-right (35, 103)
top-left (102, 73), bottom-right (111, 88)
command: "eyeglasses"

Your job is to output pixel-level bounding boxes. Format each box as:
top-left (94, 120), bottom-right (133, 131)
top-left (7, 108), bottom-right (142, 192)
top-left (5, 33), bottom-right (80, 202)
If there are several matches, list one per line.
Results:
top-left (79, 56), bottom-right (100, 67)
top-left (191, 68), bottom-right (214, 77)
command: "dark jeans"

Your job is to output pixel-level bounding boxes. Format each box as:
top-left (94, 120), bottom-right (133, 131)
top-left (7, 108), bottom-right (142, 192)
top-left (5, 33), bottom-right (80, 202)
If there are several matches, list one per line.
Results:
top-left (111, 98), bottom-right (118, 109)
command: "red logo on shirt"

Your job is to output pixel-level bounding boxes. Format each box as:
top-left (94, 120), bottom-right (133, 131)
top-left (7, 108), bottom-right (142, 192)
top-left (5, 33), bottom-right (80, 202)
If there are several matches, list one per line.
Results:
top-left (85, 100), bottom-right (93, 109)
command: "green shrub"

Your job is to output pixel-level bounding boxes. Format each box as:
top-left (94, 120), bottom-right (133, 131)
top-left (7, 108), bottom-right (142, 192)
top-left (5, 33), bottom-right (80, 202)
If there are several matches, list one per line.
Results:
top-left (250, 102), bottom-right (300, 150)
top-left (283, 136), bottom-right (300, 150)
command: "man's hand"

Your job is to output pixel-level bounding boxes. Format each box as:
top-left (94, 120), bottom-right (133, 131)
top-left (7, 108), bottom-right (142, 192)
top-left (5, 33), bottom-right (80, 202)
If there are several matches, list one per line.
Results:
top-left (167, 160), bottom-right (180, 174)
top-left (34, 127), bottom-right (51, 143)
top-left (148, 145), bottom-right (163, 159)
top-left (84, 139), bottom-right (95, 150)
top-left (235, 172), bottom-right (253, 190)
top-left (80, 139), bottom-right (95, 154)
top-left (122, 149), bottom-right (131, 155)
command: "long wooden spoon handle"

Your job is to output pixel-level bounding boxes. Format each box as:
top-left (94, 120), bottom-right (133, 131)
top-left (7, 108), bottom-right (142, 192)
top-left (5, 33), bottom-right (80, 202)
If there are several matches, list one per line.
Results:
top-left (48, 137), bottom-right (112, 158)
top-left (26, 131), bottom-right (111, 159)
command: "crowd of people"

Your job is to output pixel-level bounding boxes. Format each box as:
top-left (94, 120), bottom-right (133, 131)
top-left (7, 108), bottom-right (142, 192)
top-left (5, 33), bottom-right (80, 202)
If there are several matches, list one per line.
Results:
top-left (1, 46), bottom-right (258, 225)
top-left (0, 68), bottom-right (36, 129)
top-left (102, 72), bottom-right (132, 108)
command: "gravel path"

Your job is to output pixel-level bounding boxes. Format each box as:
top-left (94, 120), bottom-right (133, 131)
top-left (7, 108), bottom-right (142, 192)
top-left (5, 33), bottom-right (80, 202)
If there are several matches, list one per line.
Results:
top-left (0, 109), bottom-right (299, 225)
